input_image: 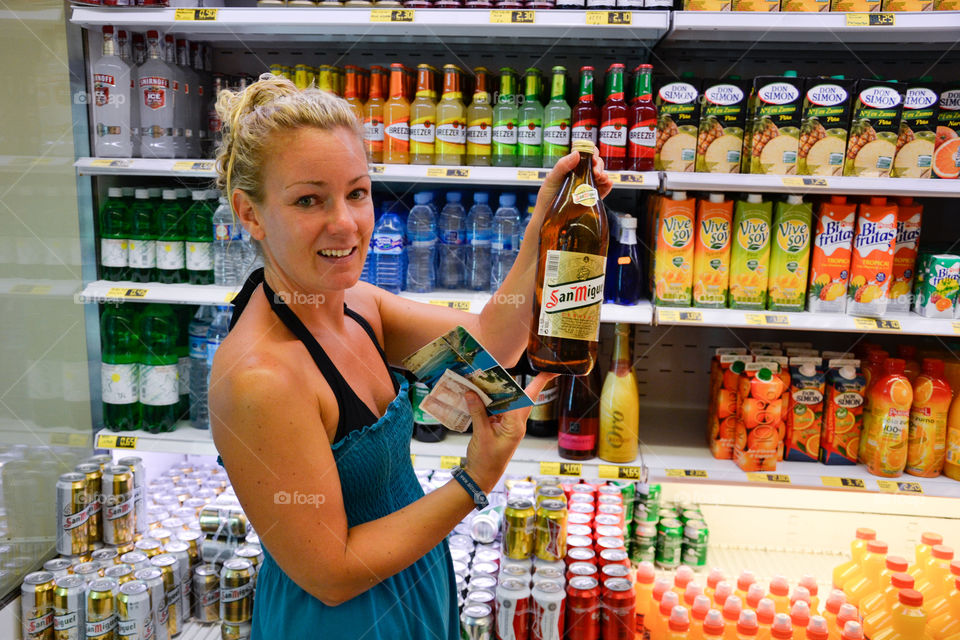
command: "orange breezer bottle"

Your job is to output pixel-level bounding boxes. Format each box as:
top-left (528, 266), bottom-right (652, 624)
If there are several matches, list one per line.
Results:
top-left (363, 66), bottom-right (386, 163)
top-left (864, 359), bottom-right (914, 477)
top-left (834, 529), bottom-right (877, 590)
top-left (918, 545), bottom-right (955, 604)
top-left (770, 613), bottom-right (794, 640)
top-left (861, 555), bottom-right (909, 620)
top-left (737, 571), bottom-right (758, 604)
top-left (738, 610), bottom-right (760, 640)
top-left (846, 539), bottom-right (889, 607)
top-left (806, 616), bottom-right (830, 640)
top-left (947, 394), bottom-right (960, 481)
top-left (929, 577), bottom-right (960, 640)
top-left (704, 609), bottom-right (728, 640)
top-left (747, 584), bottom-right (767, 610)
top-left (692, 595), bottom-right (713, 640)
top-left (635, 561), bottom-right (656, 634)
top-left (840, 621), bottom-right (864, 640)
top-left (824, 589), bottom-right (847, 635)
top-left (928, 560), bottom-right (960, 620)
top-left (343, 66), bottom-right (364, 122)
top-left (383, 63), bottom-right (410, 165)
top-left (906, 358), bottom-right (954, 478)
top-left (863, 572), bottom-right (914, 638)
top-left (873, 589), bottom-right (930, 640)
top-left (756, 598), bottom-right (776, 640)
top-left (707, 569), bottom-right (728, 603)
top-left (800, 575), bottom-right (821, 614)
top-left (769, 576), bottom-right (792, 615)
top-left (910, 532), bottom-right (944, 583)
top-left (724, 596), bottom-right (744, 640)
top-left (667, 605), bottom-right (692, 640)
top-left (858, 349), bottom-right (890, 463)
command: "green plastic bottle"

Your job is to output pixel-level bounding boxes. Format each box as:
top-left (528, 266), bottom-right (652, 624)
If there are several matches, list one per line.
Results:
top-left (99, 187), bottom-right (130, 281)
top-left (138, 304), bottom-right (180, 433)
top-left (518, 68), bottom-right (544, 168)
top-left (128, 188), bottom-right (157, 283)
top-left (100, 303), bottom-right (141, 431)
top-left (155, 189), bottom-right (186, 284)
top-left (543, 66), bottom-right (571, 169)
top-left (492, 67), bottom-right (519, 167)
top-left (185, 189), bottom-right (214, 285)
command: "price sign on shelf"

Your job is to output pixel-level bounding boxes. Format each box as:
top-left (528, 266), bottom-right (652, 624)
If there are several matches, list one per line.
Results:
top-left (50, 432), bottom-right (90, 447)
top-left (877, 479), bottom-right (923, 494)
top-left (821, 476), bottom-right (867, 490)
top-left (540, 461), bottom-right (582, 477)
top-left (370, 8), bottom-right (415, 22)
top-left (174, 8), bottom-right (218, 20)
top-left (665, 469), bottom-right (708, 479)
top-left (517, 170), bottom-right (549, 181)
top-left (845, 12), bottom-right (895, 26)
top-left (172, 161), bottom-right (214, 172)
top-left (440, 455), bottom-right (466, 470)
top-left (369, 165), bottom-right (385, 175)
top-left (10, 284), bottom-right (51, 295)
top-left (598, 464), bottom-right (644, 480)
top-left (490, 9), bottom-right (535, 23)
top-left (96, 434), bottom-right (138, 449)
top-left (429, 299), bottom-right (471, 312)
top-left (658, 309), bottom-right (703, 324)
top-left (585, 11), bottom-right (632, 25)
top-left (90, 158), bottom-right (132, 168)
top-left (853, 317), bottom-right (901, 332)
top-left (953, 321), bottom-right (960, 335)
top-left (747, 472), bottom-right (791, 485)
top-left (781, 176), bottom-right (829, 188)
top-left (426, 167), bottom-right (470, 179)
top-left (106, 287), bottom-right (149, 300)
top-left (745, 313), bottom-right (790, 327)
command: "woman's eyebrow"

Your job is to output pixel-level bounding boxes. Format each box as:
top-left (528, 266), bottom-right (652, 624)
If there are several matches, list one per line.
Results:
top-left (285, 180), bottom-right (327, 189)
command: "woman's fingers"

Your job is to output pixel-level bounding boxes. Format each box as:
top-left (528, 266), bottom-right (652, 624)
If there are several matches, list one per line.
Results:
top-left (465, 391), bottom-right (489, 433)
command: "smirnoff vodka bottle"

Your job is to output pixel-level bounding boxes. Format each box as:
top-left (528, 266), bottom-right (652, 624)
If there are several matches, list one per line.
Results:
top-left (137, 30), bottom-right (176, 158)
top-left (177, 39), bottom-right (202, 157)
top-left (117, 29), bottom-right (140, 154)
top-left (92, 26), bottom-right (132, 157)
top-left (164, 35), bottom-right (186, 157)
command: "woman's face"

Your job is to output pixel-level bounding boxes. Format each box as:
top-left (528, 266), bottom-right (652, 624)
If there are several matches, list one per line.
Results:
top-left (256, 126), bottom-right (373, 294)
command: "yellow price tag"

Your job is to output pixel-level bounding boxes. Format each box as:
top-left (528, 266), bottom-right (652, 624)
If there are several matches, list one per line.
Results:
top-left (369, 8), bottom-right (415, 21)
top-left (616, 172), bottom-right (644, 184)
top-left (172, 161), bottom-right (215, 172)
top-left (953, 321), bottom-right (960, 335)
top-left (517, 169), bottom-right (549, 181)
top-left (782, 176), bottom-right (829, 188)
top-left (174, 8), bottom-right (218, 20)
top-left (50, 432), bottom-right (90, 447)
top-left (429, 300), bottom-right (471, 312)
top-left (97, 434), bottom-right (138, 449)
top-left (425, 167), bottom-right (470, 178)
top-left (585, 10), bottom-right (632, 25)
top-left (490, 9), bottom-right (535, 23)
top-left (90, 158), bottom-right (131, 168)
top-left (745, 313), bottom-right (790, 327)
top-left (440, 455), bottom-right (465, 470)
top-left (821, 476), bottom-right (867, 490)
top-left (10, 284), bottom-right (51, 295)
top-left (369, 165), bottom-right (385, 174)
top-left (598, 465), bottom-right (644, 480)
top-left (658, 309), bottom-right (703, 323)
top-left (540, 461), bottom-right (582, 477)
top-left (853, 317), bottom-right (901, 332)
top-left (410, 454), bottom-right (416, 465)
top-left (224, 291), bottom-right (238, 303)
top-left (877, 480), bottom-right (923, 494)
top-left (845, 12), bottom-right (894, 26)
top-left (747, 473), bottom-right (791, 484)
top-left (106, 287), bottom-right (149, 299)
top-left (665, 469), bottom-right (708, 479)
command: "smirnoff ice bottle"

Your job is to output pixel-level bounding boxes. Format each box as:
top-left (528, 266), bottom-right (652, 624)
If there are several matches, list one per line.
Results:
top-left (117, 29), bottom-right (140, 154)
top-left (138, 31), bottom-right (176, 158)
top-left (164, 35), bottom-right (186, 157)
top-left (92, 26), bottom-right (132, 157)
top-left (177, 39), bottom-right (202, 157)
top-left (190, 42), bottom-right (208, 155)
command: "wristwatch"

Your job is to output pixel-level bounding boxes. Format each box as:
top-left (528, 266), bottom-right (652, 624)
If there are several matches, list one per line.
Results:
top-left (450, 466), bottom-right (489, 511)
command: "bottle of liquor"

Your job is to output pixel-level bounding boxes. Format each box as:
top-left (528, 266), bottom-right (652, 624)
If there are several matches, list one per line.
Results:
top-left (101, 304), bottom-right (140, 431)
top-left (492, 68), bottom-right (520, 167)
top-left (527, 374), bottom-right (560, 438)
top-left (518, 68), bottom-right (544, 168)
top-left (137, 30), bottom-right (176, 159)
top-left (466, 67), bottom-right (493, 167)
top-left (628, 64), bottom-right (657, 172)
top-left (598, 323), bottom-right (640, 463)
top-left (558, 369), bottom-right (601, 460)
top-left (527, 140), bottom-right (609, 375)
top-left (93, 26), bottom-right (133, 158)
top-left (176, 39), bottom-right (201, 157)
top-left (571, 66), bottom-right (599, 148)
top-left (410, 64), bottom-right (437, 165)
top-left (599, 63), bottom-right (628, 171)
top-left (384, 63), bottom-right (410, 165)
top-left (343, 66), bottom-right (364, 123)
top-left (163, 35), bottom-right (186, 158)
top-left (605, 216), bottom-right (642, 305)
top-left (138, 304), bottom-right (179, 434)
top-left (543, 66), bottom-right (572, 169)
top-left (363, 66), bottom-right (386, 163)
top-left (100, 187), bottom-right (130, 281)
top-left (435, 65), bottom-right (466, 166)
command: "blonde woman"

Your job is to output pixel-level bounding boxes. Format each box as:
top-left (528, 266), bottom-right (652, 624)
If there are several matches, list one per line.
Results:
top-left (209, 73), bottom-right (612, 638)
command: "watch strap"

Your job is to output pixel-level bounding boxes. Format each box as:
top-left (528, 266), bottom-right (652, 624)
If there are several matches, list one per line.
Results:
top-left (451, 466), bottom-right (489, 511)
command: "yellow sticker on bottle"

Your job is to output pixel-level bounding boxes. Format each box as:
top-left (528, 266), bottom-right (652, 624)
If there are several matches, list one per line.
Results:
top-left (537, 250), bottom-right (605, 342)
top-left (572, 184), bottom-right (599, 207)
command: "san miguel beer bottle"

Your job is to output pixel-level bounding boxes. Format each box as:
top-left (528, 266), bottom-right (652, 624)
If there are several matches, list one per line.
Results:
top-left (527, 140), bottom-right (609, 375)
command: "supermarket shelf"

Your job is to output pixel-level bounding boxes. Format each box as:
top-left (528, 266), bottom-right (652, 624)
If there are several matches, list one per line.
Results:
top-left (0, 419), bottom-right (92, 449)
top-left (661, 172), bottom-right (960, 198)
top-left (654, 305), bottom-right (960, 337)
top-left (176, 621), bottom-right (221, 640)
top-left (95, 424), bottom-right (218, 456)
top-left (69, 7), bottom-right (670, 44)
top-left (0, 278), bottom-right (81, 299)
top-left (75, 157), bottom-right (215, 178)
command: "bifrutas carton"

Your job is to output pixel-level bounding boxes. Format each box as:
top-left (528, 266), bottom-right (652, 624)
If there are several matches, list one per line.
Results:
top-left (844, 80), bottom-right (906, 178)
top-left (847, 197), bottom-right (898, 317)
top-left (808, 196), bottom-right (856, 313)
top-left (655, 78), bottom-right (701, 173)
top-left (914, 254), bottom-right (960, 318)
top-left (799, 77), bottom-right (855, 176)
top-left (733, 0), bottom-right (780, 10)
top-left (696, 78), bottom-right (750, 174)
top-left (883, 0), bottom-right (933, 10)
top-left (888, 198), bottom-right (923, 313)
top-left (820, 359), bottom-right (866, 466)
top-left (785, 357), bottom-right (826, 462)
top-left (893, 80), bottom-right (940, 179)
top-left (684, 0), bottom-right (733, 9)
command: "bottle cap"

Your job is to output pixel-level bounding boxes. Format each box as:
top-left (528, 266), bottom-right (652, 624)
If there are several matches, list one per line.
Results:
top-left (176, 188), bottom-right (189, 198)
top-left (786, 194), bottom-right (803, 205)
top-left (635, 562), bottom-right (655, 584)
top-left (790, 600), bottom-right (810, 627)
top-left (653, 578), bottom-right (672, 601)
top-left (108, 187), bottom-right (123, 198)
top-left (899, 589), bottom-right (923, 607)
top-left (684, 582), bottom-right (704, 606)
top-left (707, 568), bottom-right (726, 589)
top-left (791, 586), bottom-right (810, 606)
top-left (737, 571), bottom-right (756, 592)
top-left (192, 190), bottom-right (206, 201)
top-left (898, 344), bottom-right (917, 358)
top-left (737, 609), bottom-right (759, 635)
top-left (756, 598), bottom-right (776, 624)
top-left (883, 358), bottom-right (906, 375)
top-left (886, 556), bottom-right (908, 572)
top-left (950, 560), bottom-right (960, 577)
top-left (825, 589), bottom-right (846, 614)
top-left (571, 140), bottom-right (595, 154)
top-left (147, 29), bottom-right (159, 39)
top-left (668, 605), bottom-right (690, 632)
top-left (675, 565), bottom-right (694, 589)
top-left (702, 609), bottom-right (725, 635)
top-left (869, 196), bottom-right (887, 206)
top-left (671, 191), bottom-right (688, 201)
top-left (135, 188), bottom-right (149, 199)
top-left (933, 545), bottom-right (955, 560)
top-left (103, 25), bottom-right (114, 35)
top-left (722, 595), bottom-right (742, 622)
top-left (866, 540), bottom-right (888, 554)
top-left (746, 583), bottom-right (766, 609)
top-left (806, 615), bottom-right (830, 640)
top-left (714, 581), bottom-right (733, 606)
top-left (841, 621), bottom-right (864, 640)
top-left (829, 195), bottom-right (847, 204)
top-left (837, 604), bottom-right (859, 626)
top-left (446, 191), bottom-right (462, 203)
top-left (769, 575), bottom-right (789, 597)
top-left (660, 591), bottom-right (680, 616)
top-left (771, 613), bottom-right (794, 639)
top-left (747, 193), bottom-right (763, 203)
top-left (922, 358), bottom-right (945, 376)
top-left (921, 532), bottom-right (943, 546)
top-left (148, 187), bottom-right (161, 198)
top-left (162, 189), bottom-right (177, 200)
top-left (692, 595), bottom-right (712, 620)
top-left (891, 572), bottom-right (914, 589)
top-left (498, 193), bottom-right (517, 207)
top-left (473, 192), bottom-right (489, 204)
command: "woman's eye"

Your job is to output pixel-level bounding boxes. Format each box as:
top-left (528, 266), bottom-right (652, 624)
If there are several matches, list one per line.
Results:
top-left (295, 195), bottom-right (316, 207)
top-left (349, 188), bottom-right (368, 201)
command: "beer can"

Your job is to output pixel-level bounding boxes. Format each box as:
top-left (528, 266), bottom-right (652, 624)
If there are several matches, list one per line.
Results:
top-left (682, 521), bottom-right (709, 568)
top-left (133, 566), bottom-right (170, 640)
top-left (498, 562), bottom-right (531, 584)
top-left (597, 494), bottom-right (622, 508)
top-left (593, 513), bottom-right (620, 529)
top-left (104, 563), bottom-right (135, 585)
top-left (53, 574), bottom-right (86, 640)
top-left (565, 575), bottom-right (600, 640)
top-left (470, 561), bottom-right (499, 581)
top-left (535, 499), bottom-right (568, 563)
top-left (73, 561), bottom-right (102, 586)
top-left (120, 551), bottom-right (151, 573)
top-left (568, 535), bottom-right (593, 553)
top-left (571, 483), bottom-right (596, 499)
top-left (199, 504), bottom-right (248, 538)
top-left (680, 509), bottom-right (702, 523)
top-left (570, 493), bottom-right (595, 507)
top-left (91, 547), bottom-right (119, 569)
top-left (460, 603), bottom-right (493, 640)
top-left (57, 473), bottom-right (90, 556)
top-left (531, 580), bottom-right (565, 640)
top-left (43, 558), bottom-right (72, 581)
top-left (535, 484), bottom-right (566, 507)
top-left (176, 529), bottom-right (202, 569)
top-left (193, 564), bottom-right (220, 624)
top-left (453, 560), bottom-right (469, 579)
top-left (566, 546), bottom-right (596, 567)
top-left (150, 553), bottom-right (182, 637)
top-left (629, 521), bottom-right (657, 564)
top-left (469, 575), bottom-right (498, 594)
top-left (202, 537), bottom-right (242, 567)
top-left (164, 540), bottom-right (192, 624)
top-left (655, 518), bottom-right (683, 569)
top-left (495, 578), bottom-right (530, 640)
top-left (117, 579), bottom-right (154, 640)
top-left (465, 589), bottom-right (496, 608)
top-left (503, 497), bottom-right (536, 560)
top-left (597, 484), bottom-right (620, 498)
top-left (598, 548), bottom-right (629, 571)
top-left (85, 577), bottom-right (118, 640)
top-left (596, 504), bottom-right (624, 531)
top-left (183, 498), bottom-right (207, 517)
top-left (470, 508), bottom-right (502, 545)
top-left (84, 454), bottom-right (113, 470)
top-left (506, 479), bottom-right (536, 499)
top-left (595, 537), bottom-right (625, 559)
top-left (102, 465), bottom-right (135, 545)
top-left (21, 570), bottom-right (55, 639)
top-left (233, 545), bottom-right (263, 588)
top-left (533, 565), bottom-right (566, 588)
top-left (149, 528), bottom-right (172, 547)
top-left (473, 548), bottom-right (501, 568)
top-left (220, 558), bottom-right (254, 624)
top-left (566, 561), bottom-right (598, 581)
top-left (600, 577), bottom-right (635, 640)
top-left (161, 517), bottom-right (184, 532)
top-left (117, 457), bottom-right (148, 536)
top-left (134, 538), bottom-right (162, 558)
top-left (221, 621), bottom-right (252, 640)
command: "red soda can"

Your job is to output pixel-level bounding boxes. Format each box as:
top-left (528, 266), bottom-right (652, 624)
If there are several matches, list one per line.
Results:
top-left (565, 575), bottom-right (600, 640)
top-left (566, 562), bottom-right (599, 582)
top-left (600, 563), bottom-right (630, 581)
top-left (569, 502), bottom-right (595, 517)
top-left (601, 578), bottom-right (636, 640)
top-left (597, 494), bottom-right (623, 507)
top-left (570, 493), bottom-right (595, 507)
top-left (532, 581), bottom-right (565, 640)
top-left (568, 524), bottom-right (592, 538)
top-left (596, 504), bottom-right (625, 530)
top-left (598, 548), bottom-right (630, 570)
top-left (593, 514), bottom-right (620, 529)
top-left (595, 536), bottom-right (626, 556)
top-left (597, 484), bottom-right (621, 498)
top-left (566, 547), bottom-right (596, 566)
top-left (567, 535), bottom-right (593, 553)
top-left (568, 513), bottom-right (593, 527)
top-left (594, 525), bottom-right (624, 541)
top-left (571, 483), bottom-right (596, 499)
top-left (495, 578), bottom-right (531, 640)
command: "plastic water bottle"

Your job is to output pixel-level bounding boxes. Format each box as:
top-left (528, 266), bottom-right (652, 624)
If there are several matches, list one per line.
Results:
top-left (438, 191), bottom-right (467, 289)
top-left (406, 192), bottom-right (437, 293)
top-left (491, 193), bottom-right (520, 291)
top-left (237, 226), bottom-right (258, 281)
top-left (212, 196), bottom-right (243, 286)
top-left (466, 192), bottom-right (493, 291)
top-left (189, 305), bottom-right (213, 429)
top-left (372, 206), bottom-right (405, 294)
top-left (202, 306), bottom-right (232, 429)
top-left (518, 192), bottom-right (536, 245)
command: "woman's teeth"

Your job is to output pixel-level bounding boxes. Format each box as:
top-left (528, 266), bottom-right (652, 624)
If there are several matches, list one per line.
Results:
top-left (319, 248), bottom-right (353, 257)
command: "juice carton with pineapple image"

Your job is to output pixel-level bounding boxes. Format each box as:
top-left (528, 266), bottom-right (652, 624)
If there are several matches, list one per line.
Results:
top-left (709, 352), bottom-right (752, 459)
top-left (847, 198), bottom-right (897, 317)
top-left (888, 198), bottom-right (922, 313)
top-left (808, 196), bottom-right (856, 313)
top-left (820, 359), bottom-right (865, 465)
top-left (692, 194), bottom-right (733, 308)
top-left (914, 254), bottom-right (960, 318)
top-left (784, 357), bottom-right (825, 462)
top-left (734, 361), bottom-right (786, 472)
top-left (768, 196), bottom-right (813, 312)
top-left (729, 195), bottom-right (773, 310)
top-left (653, 192), bottom-right (696, 307)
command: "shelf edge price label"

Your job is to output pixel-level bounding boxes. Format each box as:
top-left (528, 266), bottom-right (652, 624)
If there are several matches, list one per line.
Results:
top-left (370, 8), bottom-right (415, 22)
top-left (821, 476), bottom-right (866, 490)
top-left (490, 9), bottom-right (535, 23)
top-left (426, 167), bottom-right (471, 179)
top-left (369, 165), bottom-right (385, 175)
top-left (175, 8), bottom-right (218, 20)
top-left (429, 299), bottom-right (471, 312)
top-left (50, 432), bottom-right (90, 447)
top-left (97, 434), bottom-right (138, 449)
top-left (853, 317), bottom-right (901, 332)
top-left (782, 176), bottom-right (829, 188)
top-left (845, 12), bottom-right (894, 26)
top-left (598, 464), bottom-right (644, 480)
top-left (745, 313), bottom-right (790, 327)
top-left (90, 158), bottom-right (131, 168)
top-left (877, 479), bottom-right (923, 494)
top-left (517, 169), bottom-right (549, 181)
top-left (106, 287), bottom-right (148, 300)
top-left (585, 10), bottom-right (632, 25)
top-left (10, 284), bottom-right (51, 295)
top-left (224, 291), bottom-right (238, 303)
top-left (665, 468), bottom-right (708, 479)
top-left (410, 454), bottom-right (416, 465)
top-left (747, 472), bottom-right (791, 485)
top-left (540, 461), bottom-right (582, 477)
top-left (172, 160), bottom-right (215, 172)
top-left (440, 455), bottom-right (466, 470)
top-left (658, 308), bottom-right (703, 324)
top-left (953, 321), bottom-right (960, 335)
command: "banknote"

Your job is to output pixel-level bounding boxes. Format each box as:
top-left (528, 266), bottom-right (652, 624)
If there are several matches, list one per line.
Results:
top-left (420, 369), bottom-right (492, 432)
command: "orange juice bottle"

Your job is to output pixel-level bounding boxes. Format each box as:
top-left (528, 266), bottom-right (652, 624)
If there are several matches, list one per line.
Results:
top-left (834, 529), bottom-right (877, 590)
top-left (707, 569), bottom-right (728, 603)
top-left (906, 358), bottom-right (955, 477)
top-left (737, 572), bottom-right (758, 604)
top-left (704, 609), bottom-right (728, 640)
top-left (858, 350), bottom-right (890, 463)
top-left (808, 195), bottom-right (856, 313)
top-left (866, 358), bottom-right (915, 477)
top-left (687, 582), bottom-right (706, 608)
top-left (840, 621), bottom-right (864, 640)
top-left (929, 577), bottom-right (960, 640)
top-left (847, 197), bottom-right (898, 317)
top-left (807, 616), bottom-right (830, 640)
top-left (647, 578), bottom-right (673, 638)
top-left (917, 545), bottom-right (955, 603)
top-left (739, 609), bottom-right (760, 640)
top-left (383, 63), bottom-right (410, 165)
top-left (864, 572), bottom-right (914, 638)
top-left (897, 345), bottom-right (921, 384)
top-left (910, 533), bottom-right (944, 583)
top-left (635, 561), bottom-right (657, 633)
top-left (724, 596), bottom-right (745, 640)
top-left (861, 555), bottom-right (909, 619)
top-left (757, 598), bottom-right (777, 640)
top-left (654, 191), bottom-right (697, 307)
top-left (716, 581), bottom-right (735, 610)
top-left (748, 584), bottom-right (768, 610)
top-left (692, 595), bottom-right (714, 640)
top-left (800, 576), bottom-right (821, 614)
top-left (769, 576), bottom-right (792, 615)
top-left (835, 605), bottom-right (860, 636)
top-left (888, 197), bottom-right (923, 312)
top-left (693, 193), bottom-right (734, 308)
top-left (667, 605), bottom-right (692, 640)
top-left (872, 589), bottom-right (929, 640)
top-left (791, 600), bottom-right (811, 631)
top-left (771, 613), bottom-right (794, 640)
top-left (654, 591), bottom-right (682, 640)
top-left (927, 561), bottom-right (960, 620)
top-left (947, 396), bottom-right (960, 481)
top-left (824, 590), bottom-right (847, 637)
top-left (674, 565), bottom-right (696, 598)
top-left (791, 587), bottom-right (812, 613)
top-left (846, 539), bottom-right (889, 607)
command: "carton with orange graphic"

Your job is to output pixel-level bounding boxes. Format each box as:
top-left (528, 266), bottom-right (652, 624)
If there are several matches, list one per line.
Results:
top-left (847, 197), bottom-right (898, 317)
top-left (734, 361), bottom-right (785, 471)
top-left (653, 191), bottom-right (697, 307)
top-left (692, 194), bottom-right (734, 308)
top-left (888, 198), bottom-right (923, 313)
top-left (913, 253), bottom-right (960, 318)
top-left (808, 196), bottom-right (856, 313)
top-left (708, 351), bottom-right (752, 459)
top-left (729, 194), bottom-right (773, 310)
top-left (905, 358), bottom-right (954, 478)
top-left (768, 196), bottom-right (813, 312)
top-left (819, 359), bottom-right (865, 465)
top-left (784, 357), bottom-right (825, 462)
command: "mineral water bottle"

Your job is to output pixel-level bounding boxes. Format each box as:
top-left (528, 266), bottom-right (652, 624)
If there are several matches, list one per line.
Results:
top-left (406, 192), bottom-right (437, 293)
top-left (373, 208), bottom-right (405, 294)
top-left (138, 304), bottom-right (179, 433)
top-left (491, 193), bottom-right (520, 291)
top-left (189, 305), bottom-right (213, 429)
top-left (466, 192), bottom-right (493, 291)
top-left (99, 187), bottom-right (130, 281)
top-left (204, 306), bottom-right (232, 428)
top-left (212, 196), bottom-right (242, 286)
top-left (101, 304), bottom-right (140, 431)
top-left (237, 225), bottom-right (259, 282)
top-left (518, 192), bottom-right (536, 245)
top-left (438, 191), bottom-right (467, 289)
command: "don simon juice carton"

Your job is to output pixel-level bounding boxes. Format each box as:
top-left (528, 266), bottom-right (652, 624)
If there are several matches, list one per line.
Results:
top-left (696, 78), bottom-right (750, 174)
top-left (785, 357), bottom-right (826, 462)
top-left (820, 359), bottom-right (866, 465)
top-left (864, 358), bottom-right (914, 478)
top-left (655, 77), bottom-right (701, 173)
top-left (735, 361), bottom-right (786, 472)
top-left (729, 194), bottom-right (773, 310)
top-left (768, 195), bottom-right (813, 312)
top-left (653, 191), bottom-right (696, 307)
top-left (799, 76), bottom-right (856, 176)
top-left (692, 193), bottom-right (734, 308)
top-left (844, 80), bottom-right (906, 178)
top-left (893, 80), bottom-right (940, 179)
top-left (905, 358), bottom-right (954, 478)
top-left (934, 82), bottom-right (960, 179)
top-left (708, 351), bottom-right (752, 459)
top-left (847, 197), bottom-right (898, 317)
top-left (745, 73), bottom-right (804, 175)
top-left (808, 196), bottom-right (856, 313)
top-left (888, 198), bottom-right (923, 313)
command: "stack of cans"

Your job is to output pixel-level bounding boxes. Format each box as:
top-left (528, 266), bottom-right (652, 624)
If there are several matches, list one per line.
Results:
top-left (630, 484), bottom-right (710, 570)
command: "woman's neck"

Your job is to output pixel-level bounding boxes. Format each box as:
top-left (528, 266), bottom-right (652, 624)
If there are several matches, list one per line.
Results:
top-left (263, 264), bottom-right (347, 331)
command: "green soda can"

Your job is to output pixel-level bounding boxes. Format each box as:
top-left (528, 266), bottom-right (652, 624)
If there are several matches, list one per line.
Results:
top-left (611, 480), bottom-right (636, 525)
top-left (682, 520), bottom-right (709, 568)
top-left (655, 518), bottom-right (683, 569)
top-left (630, 520), bottom-right (657, 564)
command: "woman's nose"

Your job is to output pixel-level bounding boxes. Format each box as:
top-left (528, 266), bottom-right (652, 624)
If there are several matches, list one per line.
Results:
top-left (327, 198), bottom-right (360, 235)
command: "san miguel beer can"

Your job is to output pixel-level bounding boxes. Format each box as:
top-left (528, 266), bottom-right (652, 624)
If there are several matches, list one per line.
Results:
top-left (460, 603), bottom-right (493, 640)
top-left (85, 577), bottom-right (118, 640)
top-left (120, 551), bottom-right (151, 573)
top-left (199, 504), bottom-right (248, 538)
top-left (176, 530), bottom-right (202, 569)
top-left (221, 622), bottom-right (252, 640)
top-left (57, 473), bottom-right (90, 556)
top-left (102, 465), bottom-right (135, 545)
top-left (43, 558), bottom-right (72, 582)
top-left (220, 558), bottom-right (254, 624)
top-left (117, 579), bottom-right (155, 640)
top-left (535, 499), bottom-right (568, 563)
top-left (134, 566), bottom-right (170, 640)
top-left (565, 575), bottom-right (601, 640)
top-left (73, 562), bottom-right (102, 586)
top-left (527, 139), bottom-right (608, 376)
top-left (118, 457), bottom-right (148, 535)
top-left (233, 545), bottom-right (264, 589)
top-left (91, 548), bottom-right (119, 570)
top-left (134, 538), bottom-right (163, 558)
top-left (104, 563), bottom-right (135, 586)
top-left (21, 570), bottom-right (55, 639)
top-left (503, 497), bottom-right (536, 560)
top-left (53, 574), bottom-right (86, 640)
top-left (164, 540), bottom-right (192, 624)
top-left (193, 564), bottom-right (220, 623)
top-left (150, 553), bottom-right (182, 637)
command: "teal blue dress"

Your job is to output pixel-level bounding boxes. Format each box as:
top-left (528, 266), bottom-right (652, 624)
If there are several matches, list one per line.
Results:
top-left (223, 270), bottom-right (459, 640)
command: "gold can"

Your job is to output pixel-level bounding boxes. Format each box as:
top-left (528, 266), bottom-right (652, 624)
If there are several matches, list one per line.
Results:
top-left (294, 64), bottom-right (311, 90)
top-left (20, 570), bottom-right (55, 639)
top-left (85, 577), bottom-right (117, 639)
top-left (193, 564), bottom-right (220, 623)
top-left (220, 558), bottom-right (254, 624)
top-left (199, 505), bottom-right (248, 538)
top-left (104, 563), bottom-right (135, 586)
top-left (52, 574), bottom-right (85, 639)
top-left (102, 465), bottom-right (135, 546)
top-left (269, 63), bottom-right (285, 78)
top-left (502, 497), bottom-right (536, 560)
top-left (134, 538), bottom-right (162, 558)
top-left (534, 499), bottom-right (568, 563)
top-left (151, 554), bottom-right (182, 637)
top-left (221, 621), bottom-right (252, 640)
top-left (57, 473), bottom-right (90, 557)
top-left (535, 484), bottom-right (566, 508)
top-left (176, 530), bottom-right (202, 569)
top-left (116, 580), bottom-right (152, 640)
top-left (75, 463), bottom-right (102, 546)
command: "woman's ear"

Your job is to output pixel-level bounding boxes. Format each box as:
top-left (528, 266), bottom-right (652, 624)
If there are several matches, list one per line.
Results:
top-left (233, 189), bottom-right (265, 242)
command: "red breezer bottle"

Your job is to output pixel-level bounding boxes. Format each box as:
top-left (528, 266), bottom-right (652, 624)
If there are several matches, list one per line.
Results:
top-left (571, 66), bottom-right (600, 147)
top-left (627, 64), bottom-right (657, 172)
top-left (598, 63), bottom-right (628, 171)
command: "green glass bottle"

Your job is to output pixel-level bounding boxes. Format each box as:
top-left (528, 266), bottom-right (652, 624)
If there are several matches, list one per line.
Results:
top-left (138, 303), bottom-right (179, 433)
top-left (543, 66), bottom-right (572, 168)
top-left (185, 189), bottom-right (214, 285)
top-left (175, 305), bottom-right (191, 421)
top-left (155, 189), bottom-right (185, 284)
top-left (128, 188), bottom-right (157, 283)
top-left (518, 68), bottom-right (544, 168)
top-left (101, 303), bottom-right (140, 431)
top-left (99, 187), bottom-right (130, 281)
top-left (492, 68), bottom-right (519, 167)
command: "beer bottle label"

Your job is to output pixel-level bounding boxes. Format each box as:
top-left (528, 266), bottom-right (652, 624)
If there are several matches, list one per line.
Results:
top-left (599, 118), bottom-right (628, 157)
top-left (572, 184), bottom-right (599, 207)
top-left (544, 123), bottom-right (571, 148)
top-left (538, 249), bottom-right (605, 341)
top-left (128, 240), bottom-right (156, 269)
top-left (518, 121), bottom-right (543, 148)
top-left (493, 123), bottom-right (518, 147)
